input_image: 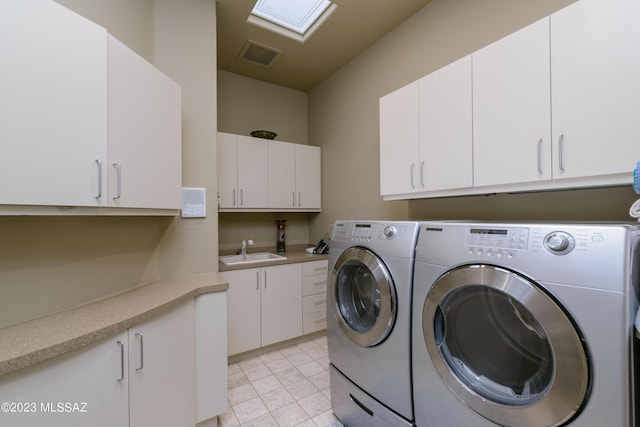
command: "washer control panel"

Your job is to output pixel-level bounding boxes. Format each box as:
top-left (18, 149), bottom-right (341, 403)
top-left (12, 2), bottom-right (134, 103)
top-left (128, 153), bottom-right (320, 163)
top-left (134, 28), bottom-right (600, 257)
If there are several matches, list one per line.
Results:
top-left (465, 227), bottom-right (529, 259)
top-left (350, 222), bottom-right (411, 242)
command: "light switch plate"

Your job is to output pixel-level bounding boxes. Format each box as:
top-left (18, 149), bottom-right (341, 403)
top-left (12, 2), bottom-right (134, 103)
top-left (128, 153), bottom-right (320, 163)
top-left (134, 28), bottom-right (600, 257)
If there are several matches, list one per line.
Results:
top-left (181, 187), bottom-right (206, 218)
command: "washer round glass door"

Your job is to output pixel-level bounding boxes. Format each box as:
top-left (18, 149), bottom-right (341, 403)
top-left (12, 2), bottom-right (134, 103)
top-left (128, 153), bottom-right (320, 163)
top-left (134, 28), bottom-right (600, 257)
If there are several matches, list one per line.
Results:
top-left (422, 264), bottom-right (590, 427)
top-left (330, 247), bottom-right (396, 347)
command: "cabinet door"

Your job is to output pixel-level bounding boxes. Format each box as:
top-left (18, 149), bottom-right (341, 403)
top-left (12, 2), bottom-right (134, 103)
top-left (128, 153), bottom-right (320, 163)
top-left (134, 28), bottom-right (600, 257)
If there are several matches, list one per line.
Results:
top-left (195, 292), bottom-right (227, 423)
top-left (107, 36), bottom-right (182, 209)
top-left (268, 141), bottom-right (296, 209)
top-left (237, 136), bottom-right (269, 208)
top-left (217, 132), bottom-right (238, 209)
top-left (473, 17), bottom-right (552, 187)
top-left (0, 0), bottom-right (107, 207)
top-left (129, 300), bottom-right (195, 427)
top-left (222, 268), bottom-right (262, 356)
top-left (0, 332), bottom-right (128, 427)
top-left (295, 144), bottom-right (322, 209)
top-left (379, 81), bottom-right (420, 196)
top-left (419, 55), bottom-right (473, 191)
top-left (551, 0), bottom-right (640, 179)
top-left (261, 264), bottom-right (303, 347)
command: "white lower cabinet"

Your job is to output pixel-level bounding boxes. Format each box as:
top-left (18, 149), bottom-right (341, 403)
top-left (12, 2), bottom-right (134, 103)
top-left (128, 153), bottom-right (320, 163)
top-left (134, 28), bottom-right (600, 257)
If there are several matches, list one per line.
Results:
top-left (0, 300), bottom-right (195, 427)
top-left (223, 263), bottom-right (304, 356)
top-left (0, 331), bottom-right (128, 427)
top-left (302, 260), bottom-right (328, 334)
top-left (129, 300), bottom-right (195, 427)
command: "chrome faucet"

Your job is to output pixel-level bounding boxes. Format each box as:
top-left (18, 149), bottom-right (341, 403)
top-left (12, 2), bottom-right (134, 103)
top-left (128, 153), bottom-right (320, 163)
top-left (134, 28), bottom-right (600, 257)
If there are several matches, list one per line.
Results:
top-left (241, 238), bottom-right (254, 257)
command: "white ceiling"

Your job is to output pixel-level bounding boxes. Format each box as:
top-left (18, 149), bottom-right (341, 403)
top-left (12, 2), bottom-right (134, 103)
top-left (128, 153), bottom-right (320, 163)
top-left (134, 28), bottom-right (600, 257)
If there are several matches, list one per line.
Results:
top-left (216, 0), bottom-right (432, 92)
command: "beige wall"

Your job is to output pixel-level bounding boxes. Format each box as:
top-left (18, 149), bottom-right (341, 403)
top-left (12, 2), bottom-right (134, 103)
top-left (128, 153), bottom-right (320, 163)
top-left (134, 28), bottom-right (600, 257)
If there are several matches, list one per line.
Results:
top-left (0, 0), bottom-right (218, 328)
top-left (217, 71), bottom-right (316, 250)
top-left (307, 0), bottom-right (638, 240)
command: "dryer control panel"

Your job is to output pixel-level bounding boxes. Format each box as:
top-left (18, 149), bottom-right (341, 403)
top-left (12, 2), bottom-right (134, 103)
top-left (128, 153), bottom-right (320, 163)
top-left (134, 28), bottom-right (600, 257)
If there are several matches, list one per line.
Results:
top-left (466, 227), bottom-right (529, 250)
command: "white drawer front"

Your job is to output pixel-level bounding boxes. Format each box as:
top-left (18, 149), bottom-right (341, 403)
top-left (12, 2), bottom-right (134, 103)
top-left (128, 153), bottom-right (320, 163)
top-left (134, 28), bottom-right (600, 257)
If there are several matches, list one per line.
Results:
top-left (303, 274), bottom-right (327, 296)
top-left (302, 260), bottom-right (328, 277)
top-left (303, 293), bottom-right (327, 314)
top-left (303, 311), bottom-right (327, 334)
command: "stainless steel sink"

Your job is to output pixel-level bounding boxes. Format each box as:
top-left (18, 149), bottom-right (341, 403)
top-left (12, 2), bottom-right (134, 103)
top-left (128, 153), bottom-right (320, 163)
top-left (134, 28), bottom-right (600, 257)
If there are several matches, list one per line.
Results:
top-left (219, 252), bottom-right (287, 265)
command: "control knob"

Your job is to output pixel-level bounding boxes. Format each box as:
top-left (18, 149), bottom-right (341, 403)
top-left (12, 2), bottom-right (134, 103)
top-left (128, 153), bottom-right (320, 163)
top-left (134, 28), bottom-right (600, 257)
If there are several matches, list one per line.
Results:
top-left (383, 225), bottom-right (397, 238)
top-left (543, 232), bottom-right (575, 254)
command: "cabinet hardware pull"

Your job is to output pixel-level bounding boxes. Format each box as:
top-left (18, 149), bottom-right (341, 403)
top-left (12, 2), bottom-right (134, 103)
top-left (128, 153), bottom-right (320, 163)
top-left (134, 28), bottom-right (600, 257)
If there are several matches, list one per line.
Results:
top-left (117, 340), bottom-right (124, 381)
top-left (312, 266), bottom-right (327, 272)
top-left (313, 281), bottom-right (327, 286)
top-left (95, 159), bottom-right (102, 199)
top-left (314, 318), bottom-right (326, 324)
top-left (298, 192), bottom-right (301, 207)
top-left (313, 299), bottom-right (326, 305)
top-left (537, 139), bottom-right (543, 174)
top-left (264, 271), bottom-right (267, 289)
top-left (420, 161), bottom-right (426, 188)
top-left (112, 162), bottom-right (122, 200)
top-left (559, 134), bottom-right (565, 172)
top-left (240, 189), bottom-right (244, 206)
top-left (256, 271), bottom-right (259, 290)
top-left (292, 191), bottom-right (296, 207)
top-left (233, 188), bottom-right (236, 206)
top-left (410, 163), bottom-right (416, 189)
top-left (135, 332), bottom-right (144, 371)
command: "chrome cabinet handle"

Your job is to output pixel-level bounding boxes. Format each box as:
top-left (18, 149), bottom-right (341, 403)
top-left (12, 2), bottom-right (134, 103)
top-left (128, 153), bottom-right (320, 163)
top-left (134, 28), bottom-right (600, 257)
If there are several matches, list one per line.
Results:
top-left (135, 332), bottom-right (144, 371)
top-left (420, 161), bottom-right (425, 188)
top-left (240, 189), bottom-right (244, 206)
top-left (112, 162), bottom-right (122, 200)
top-left (313, 280), bottom-right (327, 286)
top-left (314, 318), bottom-right (326, 324)
top-left (95, 159), bottom-right (102, 199)
top-left (117, 340), bottom-right (125, 381)
top-left (233, 188), bottom-right (237, 206)
top-left (292, 191), bottom-right (296, 207)
top-left (313, 299), bottom-right (326, 305)
top-left (537, 139), bottom-right (543, 174)
top-left (256, 271), bottom-right (259, 290)
top-left (298, 192), bottom-right (301, 207)
top-left (264, 271), bottom-right (267, 289)
top-left (410, 163), bottom-right (416, 189)
top-left (558, 134), bottom-right (565, 172)
top-left (312, 266), bottom-right (327, 272)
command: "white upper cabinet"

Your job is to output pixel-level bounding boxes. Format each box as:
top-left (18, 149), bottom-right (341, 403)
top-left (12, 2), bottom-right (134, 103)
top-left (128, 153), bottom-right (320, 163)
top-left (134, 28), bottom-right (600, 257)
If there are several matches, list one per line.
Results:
top-left (237, 135), bottom-right (269, 208)
top-left (0, 0), bottom-right (181, 213)
top-left (0, 0), bottom-right (107, 207)
top-left (550, 0), bottom-right (640, 180)
top-left (472, 17), bottom-right (552, 187)
top-left (268, 140), bottom-right (297, 208)
top-left (295, 144), bottom-right (322, 210)
top-left (107, 36), bottom-right (182, 210)
top-left (419, 55), bottom-right (473, 192)
top-left (380, 56), bottom-right (473, 198)
top-left (379, 81), bottom-right (420, 196)
top-left (218, 132), bottom-right (321, 211)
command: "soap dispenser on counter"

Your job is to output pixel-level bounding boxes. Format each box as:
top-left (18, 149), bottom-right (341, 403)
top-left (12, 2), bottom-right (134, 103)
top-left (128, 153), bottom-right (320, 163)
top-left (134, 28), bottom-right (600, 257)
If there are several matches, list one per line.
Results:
top-left (276, 219), bottom-right (286, 253)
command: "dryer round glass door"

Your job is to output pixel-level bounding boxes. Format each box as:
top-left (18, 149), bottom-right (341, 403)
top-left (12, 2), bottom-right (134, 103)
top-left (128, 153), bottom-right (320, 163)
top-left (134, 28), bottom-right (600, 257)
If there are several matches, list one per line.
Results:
top-left (422, 264), bottom-right (590, 427)
top-left (330, 247), bottom-right (396, 347)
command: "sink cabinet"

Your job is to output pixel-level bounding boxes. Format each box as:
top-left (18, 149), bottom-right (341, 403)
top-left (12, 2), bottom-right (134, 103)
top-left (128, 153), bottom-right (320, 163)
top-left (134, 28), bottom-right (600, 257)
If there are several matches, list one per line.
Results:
top-left (223, 263), bottom-right (304, 356)
top-left (0, 300), bottom-right (196, 427)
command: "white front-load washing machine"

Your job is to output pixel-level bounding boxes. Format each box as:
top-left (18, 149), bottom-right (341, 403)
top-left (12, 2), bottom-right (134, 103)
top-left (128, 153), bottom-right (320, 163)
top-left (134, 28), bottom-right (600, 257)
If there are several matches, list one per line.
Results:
top-left (412, 221), bottom-right (640, 427)
top-left (328, 220), bottom-right (419, 426)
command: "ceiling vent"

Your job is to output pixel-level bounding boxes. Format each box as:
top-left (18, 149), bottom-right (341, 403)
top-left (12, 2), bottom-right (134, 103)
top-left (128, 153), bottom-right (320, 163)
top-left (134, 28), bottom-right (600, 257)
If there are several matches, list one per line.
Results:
top-left (238, 40), bottom-right (282, 67)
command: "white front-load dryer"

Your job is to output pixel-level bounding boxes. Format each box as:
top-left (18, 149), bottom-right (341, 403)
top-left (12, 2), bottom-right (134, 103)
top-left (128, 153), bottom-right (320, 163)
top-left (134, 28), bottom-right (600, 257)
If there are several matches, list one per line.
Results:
top-left (412, 221), bottom-right (640, 427)
top-left (328, 220), bottom-right (419, 426)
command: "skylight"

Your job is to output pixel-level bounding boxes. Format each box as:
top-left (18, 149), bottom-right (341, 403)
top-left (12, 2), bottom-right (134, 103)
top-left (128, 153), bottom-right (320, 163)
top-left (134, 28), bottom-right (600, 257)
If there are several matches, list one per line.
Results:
top-left (248, 0), bottom-right (337, 43)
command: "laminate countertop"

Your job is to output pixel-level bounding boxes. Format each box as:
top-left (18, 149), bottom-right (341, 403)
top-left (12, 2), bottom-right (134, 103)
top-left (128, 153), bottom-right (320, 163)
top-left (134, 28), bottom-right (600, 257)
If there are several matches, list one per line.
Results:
top-left (0, 273), bottom-right (228, 377)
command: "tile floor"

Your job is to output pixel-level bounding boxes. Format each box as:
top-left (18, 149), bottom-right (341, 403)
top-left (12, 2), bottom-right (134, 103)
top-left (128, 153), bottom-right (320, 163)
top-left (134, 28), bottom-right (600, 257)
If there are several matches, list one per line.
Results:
top-left (220, 334), bottom-right (344, 427)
